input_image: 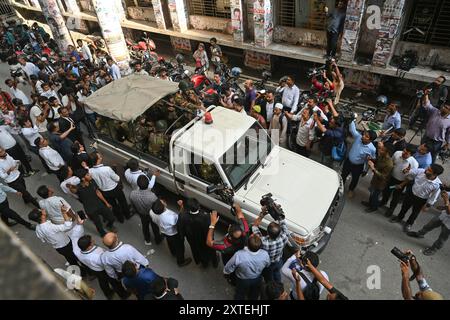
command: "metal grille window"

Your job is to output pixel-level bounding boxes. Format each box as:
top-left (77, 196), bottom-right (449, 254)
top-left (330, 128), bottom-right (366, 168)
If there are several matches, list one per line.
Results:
top-left (188, 0), bottom-right (231, 19)
top-left (402, 0), bottom-right (450, 47)
top-left (0, 0), bottom-right (13, 16)
top-left (277, 0), bottom-right (328, 30)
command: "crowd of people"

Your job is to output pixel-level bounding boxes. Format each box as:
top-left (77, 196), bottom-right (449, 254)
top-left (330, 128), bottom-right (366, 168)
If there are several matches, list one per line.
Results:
top-left (0, 17), bottom-right (449, 301)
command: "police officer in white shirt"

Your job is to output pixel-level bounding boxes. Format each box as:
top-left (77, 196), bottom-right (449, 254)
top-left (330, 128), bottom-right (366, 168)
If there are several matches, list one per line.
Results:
top-left (391, 164), bottom-right (444, 232)
top-left (0, 125), bottom-right (35, 175)
top-left (76, 234), bottom-right (119, 299)
top-left (101, 232), bottom-right (149, 280)
top-left (19, 118), bottom-right (42, 154)
top-left (88, 152), bottom-right (131, 222)
top-left (28, 206), bottom-right (80, 266)
top-left (150, 199), bottom-right (192, 267)
top-left (35, 136), bottom-right (66, 181)
top-left (124, 158), bottom-right (159, 190)
top-left (5, 79), bottom-right (30, 105)
top-left (0, 148), bottom-right (40, 208)
top-left (408, 190), bottom-right (450, 256)
top-left (36, 185), bottom-right (71, 224)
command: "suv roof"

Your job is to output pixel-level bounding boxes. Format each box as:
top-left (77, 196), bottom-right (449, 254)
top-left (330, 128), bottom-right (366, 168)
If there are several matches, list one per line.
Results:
top-left (175, 106), bottom-right (256, 160)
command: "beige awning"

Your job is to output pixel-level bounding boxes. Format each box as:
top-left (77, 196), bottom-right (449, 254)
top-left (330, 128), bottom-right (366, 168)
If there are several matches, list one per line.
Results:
top-left (84, 74), bottom-right (179, 122)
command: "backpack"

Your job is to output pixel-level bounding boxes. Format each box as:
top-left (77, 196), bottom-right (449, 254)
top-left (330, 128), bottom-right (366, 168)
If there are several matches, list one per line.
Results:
top-left (331, 141), bottom-right (346, 162)
top-left (298, 271), bottom-right (320, 300)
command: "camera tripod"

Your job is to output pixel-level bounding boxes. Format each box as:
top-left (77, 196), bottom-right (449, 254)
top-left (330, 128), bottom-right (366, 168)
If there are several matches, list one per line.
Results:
top-left (407, 96), bottom-right (426, 144)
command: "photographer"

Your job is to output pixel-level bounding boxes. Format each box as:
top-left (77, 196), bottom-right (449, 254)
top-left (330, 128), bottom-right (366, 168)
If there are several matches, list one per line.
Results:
top-left (324, 1), bottom-right (347, 58)
top-left (399, 251), bottom-right (443, 300)
top-left (407, 190), bottom-right (450, 256)
top-left (419, 92), bottom-right (450, 163)
top-left (252, 205), bottom-right (290, 283)
top-left (311, 70), bottom-right (335, 98)
top-left (428, 76), bottom-right (448, 110)
top-left (206, 203), bottom-right (249, 268)
top-left (281, 251), bottom-right (329, 300)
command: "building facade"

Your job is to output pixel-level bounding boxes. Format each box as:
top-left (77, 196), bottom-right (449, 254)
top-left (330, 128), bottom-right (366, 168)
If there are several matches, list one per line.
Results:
top-left (7, 0), bottom-right (450, 91)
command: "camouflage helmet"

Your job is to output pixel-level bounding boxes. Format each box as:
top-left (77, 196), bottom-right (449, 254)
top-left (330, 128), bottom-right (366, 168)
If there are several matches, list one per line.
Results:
top-left (155, 120), bottom-right (168, 132)
top-left (178, 79), bottom-right (193, 92)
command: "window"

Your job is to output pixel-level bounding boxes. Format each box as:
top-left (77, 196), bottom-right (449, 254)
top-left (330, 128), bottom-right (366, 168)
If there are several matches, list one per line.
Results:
top-left (188, 0), bottom-right (231, 19)
top-left (277, 0), bottom-right (331, 30)
top-left (402, 0), bottom-right (450, 48)
top-left (189, 154), bottom-right (223, 186)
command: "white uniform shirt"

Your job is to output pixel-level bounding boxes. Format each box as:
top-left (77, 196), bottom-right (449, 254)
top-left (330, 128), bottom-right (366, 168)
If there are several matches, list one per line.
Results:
top-left (391, 151), bottom-right (419, 181)
top-left (407, 169), bottom-right (441, 205)
top-left (39, 146), bottom-right (65, 171)
top-left (281, 85), bottom-right (300, 113)
top-left (39, 196), bottom-right (71, 224)
top-left (89, 164), bottom-right (120, 192)
top-left (0, 126), bottom-right (17, 150)
top-left (76, 245), bottom-right (106, 272)
top-left (60, 176), bottom-right (80, 199)
top-left (30, 105), bottom-right (48, 133)
top-left (36, 220), bottom-right (74, 249)
top-left (150, 208), bottom-right (178, 236)
top-left (22, 125), bottom-right (42, 146)
top-left (124, 169), bottom-right (156, 190)
top-left (101, 242), bottom-right (149, 279)
top-left (0, 154), bottom-right (20, 183)
top-left (21, 62), bottom-right (39, 78)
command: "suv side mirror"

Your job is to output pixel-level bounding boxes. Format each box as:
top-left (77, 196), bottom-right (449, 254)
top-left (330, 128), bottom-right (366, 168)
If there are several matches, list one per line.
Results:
top-left (207, 183), bottom-right (218, 194)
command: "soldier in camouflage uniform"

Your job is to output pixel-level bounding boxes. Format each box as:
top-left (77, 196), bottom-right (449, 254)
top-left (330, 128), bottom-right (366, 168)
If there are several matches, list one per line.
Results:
top-left (134, 116), bottom-right (153, 152)
top-left (199, 160), bottom-right (221, 185)
top-left (148, 120), bottom-right (169, 160)
top-left (113, 121), bottom-right (130, 142)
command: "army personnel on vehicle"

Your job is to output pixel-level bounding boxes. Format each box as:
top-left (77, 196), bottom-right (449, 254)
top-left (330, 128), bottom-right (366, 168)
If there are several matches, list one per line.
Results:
top-left (148, 120), bottom-right (169, 160)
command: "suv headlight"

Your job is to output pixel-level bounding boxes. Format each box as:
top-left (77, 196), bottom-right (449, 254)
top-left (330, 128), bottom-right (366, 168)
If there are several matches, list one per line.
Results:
top-left (290, 227), bottom-right (324, 247)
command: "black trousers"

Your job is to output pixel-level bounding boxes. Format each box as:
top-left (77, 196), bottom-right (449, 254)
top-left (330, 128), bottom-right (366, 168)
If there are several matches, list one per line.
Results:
top-left (0, 199), bottom-right (32, 228)
top-left (397, 191), bottom-right (428, 226)
top-left (165, 233), bottom-right (186, 265)
top-left (103, 185), bottom-right (130, 223)
top-left (139, 213), bottom-right (163, 244)
top-left (381, 177), bottom-right (404, 212)
top-left (326, 31), bottom-right (339, 57)
top-left (6, 144), bottom-right (32, 174)
top-left (109, 276), bottom-right (130, 300)
top-left (235, 276), bottom-right (262, 300)
top-left (341, 158), bottom-right (365, 191)
top-left (295, 144), bottom-right (311, 158)
top-left (50, 167), bottom-right (65, 182)
top-left (56, 242), bottom-right (79, 266)
top-left (88, 207), bottom-right (115, 237)
top-left (8, 175), bottom-right (39, 208)
top-left (90, 269), bottom-right (115, 299)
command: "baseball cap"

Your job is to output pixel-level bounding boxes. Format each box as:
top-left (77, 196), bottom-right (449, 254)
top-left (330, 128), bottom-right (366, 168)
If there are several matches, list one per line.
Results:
top-left (253, 105), bottom-right (261, 114)
top-left (41, 57), bottom-right (47, 61)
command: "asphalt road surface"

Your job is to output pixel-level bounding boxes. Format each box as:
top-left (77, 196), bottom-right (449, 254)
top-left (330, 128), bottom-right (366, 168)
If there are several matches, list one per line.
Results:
top-left (1, 62), bottom-right (449, 300)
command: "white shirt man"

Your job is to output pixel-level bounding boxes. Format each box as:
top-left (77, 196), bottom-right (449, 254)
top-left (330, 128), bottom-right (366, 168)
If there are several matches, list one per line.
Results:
top-left (78, 43), bottom-right (93, 63)
top-left (75, 243), bottom-right (105, 272)
top-left (20, 61), bottom-right (40, 78)
top-left (150, 207), bottom-right (178, 236)
top-left (109, 63), bottom-right (121, 80)
top-left (0, 153), bottom-right (20, 183)
top-left (124, 169), bottom-right (156, 190)
top-left (101, 242), bottom-right (149, 279)
top-left (30, 105), bottom-right (48, 134)
top-left (392, 151), bottom-right (419, 181)
top-left (39, 196), bottom-right (71, 225)
top-left (407, 168), bottom-right (442, 207)
top-left (281, 84), bottom-right (300, 113)
top-left (35, 79), bottom-right (44, 94)
top-left (0, 126), bottom-right (17, 150)
top-left (41, 88), bottom-right (61, 104)
top-left (281, 254), bottom-right (329, 299)
top-left (60, 176), bottom-right (80, 199)
top-left (8, 85), bottom-right (30, 105)
top-left (292, 112), bottom-right (315, 148)
top-left (36, 220), bottom-right (75, 249)
top-left (89, 164), bottom-right (120, 192)
top-left (39, 145), bottom-right (65, 171)
top-left (269, 103), bottom-right (288, 148)
top-left (22, 125), bottom-right (42, 147)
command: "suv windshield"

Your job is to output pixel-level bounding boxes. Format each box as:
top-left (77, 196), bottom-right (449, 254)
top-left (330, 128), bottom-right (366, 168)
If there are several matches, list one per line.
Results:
top-left (220, 122), bottom-right (272, 190)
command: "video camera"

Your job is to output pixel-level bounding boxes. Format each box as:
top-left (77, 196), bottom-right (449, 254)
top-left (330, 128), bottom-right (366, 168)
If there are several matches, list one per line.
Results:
top-left (416, 88), bottom-right (432, 99)
top-left (391, 247), bottom-right (412, 263)
top-left (307, 65), bottom-right (326, 78)
top-left (260, 193), bottom-right (285, 221)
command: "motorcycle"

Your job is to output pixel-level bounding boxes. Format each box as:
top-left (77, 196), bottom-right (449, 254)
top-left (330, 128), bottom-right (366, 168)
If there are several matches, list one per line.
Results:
top-left (191, 65), bottom-right (212, 93)
top-left (255, 70), bottom-right (272, 91)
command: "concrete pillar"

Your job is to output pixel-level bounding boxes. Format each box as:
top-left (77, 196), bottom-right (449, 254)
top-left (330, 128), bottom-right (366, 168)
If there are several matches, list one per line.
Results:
top-left (339, 0), bottom-right (367, 62)
top-left (92, 0), bottom-right (130, 74)
top-left (372, 0), bottom-right (407, 67)
top-left (37, 0), bottom-right (73, 52)
top-left (29, 0), bottom-right (41, 9)
top-left (114, 0), bottom-right (127, 22)
top-left (152, 0), bottom-right (167, 29)
top-left (168, 0), bottom-right (189, 32)
top-left (253, 0), bottom-right (273, 48)
top-left (230, 0), bottom-right (244, 42)
top-left (63, 0), bottom-right (81, 14)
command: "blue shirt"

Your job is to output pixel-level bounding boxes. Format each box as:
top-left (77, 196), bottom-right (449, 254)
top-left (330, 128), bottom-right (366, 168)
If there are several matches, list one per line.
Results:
top-left (382, 111), bottom-right (401, 130)
top-left (348, 121), bottom-right (376, 165)
top-left (122, 267), bottom-right (159, 300)
top-left (0, 183), bottom-right (17, 203)
top-left (223, 247), bottom-right (270, 280)
top-left (413, 152), bottom-right (432, 169)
